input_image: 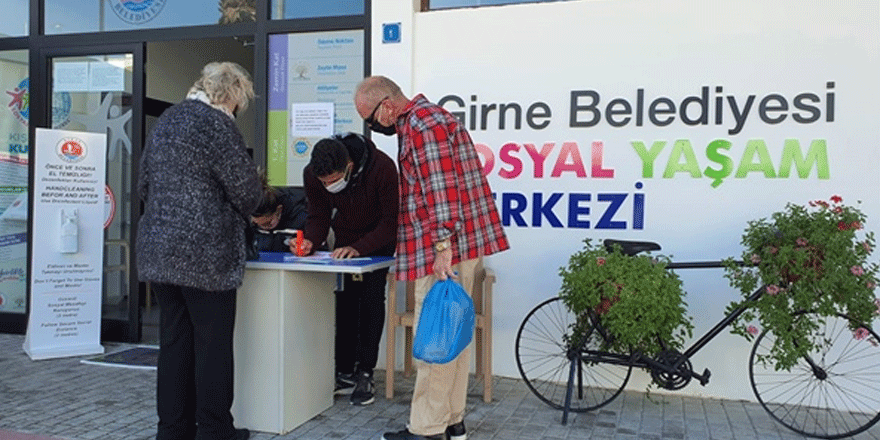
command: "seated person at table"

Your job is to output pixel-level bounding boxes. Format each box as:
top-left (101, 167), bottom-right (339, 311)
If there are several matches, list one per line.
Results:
top-left (296, 132), bottom-right (398, 406)
top-left (250, 184), bottom-right (308, 252)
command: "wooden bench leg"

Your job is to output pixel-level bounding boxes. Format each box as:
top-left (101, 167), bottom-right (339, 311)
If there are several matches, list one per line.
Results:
top-left (482, 270), bottom-right (494, 403)
top-left (385, 274), bottom-right (396, 399)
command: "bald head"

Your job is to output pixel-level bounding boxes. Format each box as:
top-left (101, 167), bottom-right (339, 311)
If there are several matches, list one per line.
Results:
top-left (355, 76), bottom-right (406, 118)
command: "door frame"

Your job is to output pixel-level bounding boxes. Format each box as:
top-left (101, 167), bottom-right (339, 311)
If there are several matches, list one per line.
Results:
top-left (33, 43), bottom-right (146, 343)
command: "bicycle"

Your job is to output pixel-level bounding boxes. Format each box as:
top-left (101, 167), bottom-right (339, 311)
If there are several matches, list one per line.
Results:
top-left (515, 239), bottom-right (880, 439)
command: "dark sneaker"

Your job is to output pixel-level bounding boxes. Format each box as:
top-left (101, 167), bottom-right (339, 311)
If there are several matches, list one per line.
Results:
top-left (227, 428), bottom-right (249, 440)
top-left (335, 372), bottom-right (356, 394)
top-left (381, 428), bottom-right (445, 440)
top-left (446, 421), bottom-right (466, 440)
top-left (350, 371), bottom-right (375, 405)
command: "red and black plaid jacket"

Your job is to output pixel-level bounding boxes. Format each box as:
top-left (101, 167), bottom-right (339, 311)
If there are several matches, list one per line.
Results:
top-left (394, 94), bottom-right (509, 281)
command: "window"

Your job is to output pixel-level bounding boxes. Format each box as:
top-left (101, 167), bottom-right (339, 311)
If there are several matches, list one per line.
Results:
top-left (45, 0), bottom-right (255, 35)
top-left (272, 0), bottom-right (363, 19)
top-left (0, 0), bottom-right (28, 37)
top-left (0, 49), bottom-right (29, 315)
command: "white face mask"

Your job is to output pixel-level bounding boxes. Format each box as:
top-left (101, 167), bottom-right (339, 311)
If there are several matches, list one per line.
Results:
top-left (324, 164), bottom-right (352, 194)
top-left (325, 176), bottom-right (348, 194)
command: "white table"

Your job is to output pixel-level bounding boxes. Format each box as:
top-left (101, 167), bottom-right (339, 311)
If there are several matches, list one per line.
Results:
top-left (231, 252), bottom-right (394, 434)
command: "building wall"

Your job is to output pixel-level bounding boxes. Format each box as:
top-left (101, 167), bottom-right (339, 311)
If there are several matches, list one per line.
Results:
top-left (372, 0), bottom-right (880, 401)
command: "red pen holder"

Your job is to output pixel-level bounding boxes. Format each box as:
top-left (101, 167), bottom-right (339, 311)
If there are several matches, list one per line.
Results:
top-left (293, 230), bottom-right (304, 256)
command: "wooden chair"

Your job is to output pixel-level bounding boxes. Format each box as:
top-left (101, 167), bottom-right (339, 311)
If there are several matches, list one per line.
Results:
top-left (385, 266), bottom-right (495, 403)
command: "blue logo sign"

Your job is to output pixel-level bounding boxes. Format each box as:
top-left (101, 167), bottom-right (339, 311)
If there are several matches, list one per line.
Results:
top-left (111, 0), bottom-right (166, 25)
top-left (383, 23), bottom-right (401, 44)
top-left (292, 139), bottom-right (310, 157)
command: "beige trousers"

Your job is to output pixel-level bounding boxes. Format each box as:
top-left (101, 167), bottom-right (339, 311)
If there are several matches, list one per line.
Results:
top-left (408, 256), bottom-right (483, 436)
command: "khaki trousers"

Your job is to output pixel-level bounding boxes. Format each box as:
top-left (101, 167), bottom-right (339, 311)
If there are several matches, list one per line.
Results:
top-left (408, 256), bottom-right (483, 436)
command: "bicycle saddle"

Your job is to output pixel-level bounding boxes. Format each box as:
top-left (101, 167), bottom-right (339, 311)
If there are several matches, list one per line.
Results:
top-left (603, 239), bottom-right (661, 256)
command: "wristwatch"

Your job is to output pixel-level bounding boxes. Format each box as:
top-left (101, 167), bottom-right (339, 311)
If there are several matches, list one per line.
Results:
top-left (434, 239), bottom-right (451, 252)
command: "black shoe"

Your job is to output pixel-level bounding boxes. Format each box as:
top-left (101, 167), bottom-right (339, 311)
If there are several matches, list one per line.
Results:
top-left (446, 421), bottom-right (466, 440)
top-left (381, 428), bottom-right (445, 440)
top-left (350, 370), bottom-right (375, 405)
top-left (228, 428), bottom-right (249, 440)
top-left (335, 372), bottom-right (356, 394)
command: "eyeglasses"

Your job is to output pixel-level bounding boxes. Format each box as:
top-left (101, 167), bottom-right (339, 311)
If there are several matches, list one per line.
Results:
top-left (364, 96), bottom-right (389, 130)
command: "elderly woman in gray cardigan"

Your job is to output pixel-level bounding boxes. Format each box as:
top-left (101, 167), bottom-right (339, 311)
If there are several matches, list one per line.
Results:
top-left (136, 61), bottom-right (261, 440)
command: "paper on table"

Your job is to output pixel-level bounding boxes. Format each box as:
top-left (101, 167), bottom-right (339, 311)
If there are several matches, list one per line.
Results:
top-left (282, 251), bottom-right (375, 264)
top-left (283, 251), bottom-right (334, 264)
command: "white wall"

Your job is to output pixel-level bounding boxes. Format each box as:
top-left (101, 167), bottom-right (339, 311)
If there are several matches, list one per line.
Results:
top-left (372, 0), bottom-right (880, 402)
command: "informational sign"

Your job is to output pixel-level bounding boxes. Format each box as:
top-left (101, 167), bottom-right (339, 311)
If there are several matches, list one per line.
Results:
top-left (393, 0), bottom-right (880, 401)
top-left (53, 61), bottom-right (125, 92)
top-left (24, 128), bottom-right (106, 360)
top-left (291, 102), bottom-right (334, 137)
top-left (267, 29), bottom-right (364, 185)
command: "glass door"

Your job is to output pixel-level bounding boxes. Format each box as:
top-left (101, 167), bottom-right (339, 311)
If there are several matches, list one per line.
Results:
top-left (45, 45), bottom-right (144, 342)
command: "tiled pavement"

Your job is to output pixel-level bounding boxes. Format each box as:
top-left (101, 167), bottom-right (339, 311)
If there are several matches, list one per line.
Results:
top-left (2, 333), bottom-right (879, 440)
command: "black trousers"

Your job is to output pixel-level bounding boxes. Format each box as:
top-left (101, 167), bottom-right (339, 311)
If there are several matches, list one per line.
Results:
top-left (335, 268), bottom-right (388, 376)
top-left (153, 283), bottom-right (238, 440)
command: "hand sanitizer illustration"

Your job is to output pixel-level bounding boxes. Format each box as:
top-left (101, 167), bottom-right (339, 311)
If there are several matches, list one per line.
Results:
top-left (59, 209), bottom-right (79, 254)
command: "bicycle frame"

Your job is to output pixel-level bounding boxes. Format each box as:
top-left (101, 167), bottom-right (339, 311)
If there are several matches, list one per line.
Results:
top-left (668, 260), bottom-right (763, 361)
top-left (588, 261), bottom-right (765, 376)
top-left (565, 259), bottom-right (764, 424)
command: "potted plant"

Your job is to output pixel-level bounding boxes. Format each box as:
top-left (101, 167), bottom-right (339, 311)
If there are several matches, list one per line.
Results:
top-left (559, 239), bottom-right (694, 357)
top-left (723, 195), bottom-right (880, 370)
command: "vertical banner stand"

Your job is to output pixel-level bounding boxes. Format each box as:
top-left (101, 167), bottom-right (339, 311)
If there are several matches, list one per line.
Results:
top-left (24, 128), bottom-right (107, 360)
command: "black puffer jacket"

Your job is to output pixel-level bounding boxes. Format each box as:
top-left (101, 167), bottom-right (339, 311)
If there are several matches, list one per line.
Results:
top-left (253, 186), bottom-right (308, 252)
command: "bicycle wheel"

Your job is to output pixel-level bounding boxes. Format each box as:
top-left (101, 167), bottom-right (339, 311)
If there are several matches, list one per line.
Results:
top-left (515, 296), bottom-right (632, 412)
top-left (750, 311), bottom-right (880, 439)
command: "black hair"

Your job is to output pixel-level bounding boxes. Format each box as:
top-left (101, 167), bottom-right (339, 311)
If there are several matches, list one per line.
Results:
top-left (310, 138), bottom-right (350, 177)
top-left (253, 188), bottom-right (281, 217)
top-left (252, 170), bottom-right (281, 216)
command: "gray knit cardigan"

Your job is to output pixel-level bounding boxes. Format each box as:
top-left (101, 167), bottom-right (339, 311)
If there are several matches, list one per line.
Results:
top-left (136, 99), bottom-right (262, 291)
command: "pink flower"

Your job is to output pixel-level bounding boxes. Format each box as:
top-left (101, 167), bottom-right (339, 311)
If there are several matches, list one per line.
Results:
top-left (833, 207), bottom-right (843, 214)
top-left (874, 298), bottom-right (880, 315)
top-left (747, 325), bottom-right (759, 336)
top-left (596, 257), bottom-right (606, 266)
top-left (766, 285), bottom-right (781, 296)
top-left (838, 221), bottom-right (848, 231)
top-left (830, 195), bottom-right (843, 203)
top-left (750, 254), bottom-right (761, 264)
top-left (851, 266), bottom-right (865, 276)
top-left (852, 221), bottom-right (863, 230)
top-left (768, 246), bottom-right (778, 254)
top-left (854, 327), bottom-right (870, 341)
top-left (863, 241), bottom-right (872, 252)
top-left (796, 237), bottom-right (808, 247)
top-left (868, 281), bottom-right (876, 290)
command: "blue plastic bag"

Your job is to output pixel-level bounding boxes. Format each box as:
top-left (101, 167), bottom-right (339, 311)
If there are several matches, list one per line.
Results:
top-left (412, 279), bottom-right (475, 364)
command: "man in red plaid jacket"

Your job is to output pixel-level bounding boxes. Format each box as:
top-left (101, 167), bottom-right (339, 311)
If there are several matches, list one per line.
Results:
top-left (356, 76), bottom-right (509, 440)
